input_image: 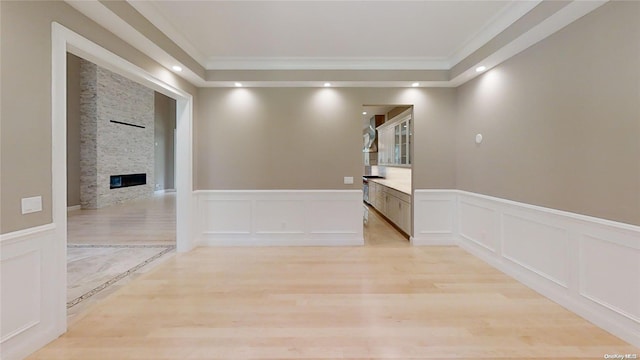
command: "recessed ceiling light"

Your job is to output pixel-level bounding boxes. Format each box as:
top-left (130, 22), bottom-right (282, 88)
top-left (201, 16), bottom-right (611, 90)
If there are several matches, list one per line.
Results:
top-left (362, 111), bottom-right (367, 115)
top-left (324, 82), bottom-right (331, 87)
top-left (411, 82), bottom-right (420, 87)
top-left (172, 65), bottom-right (182, 72)
top-left (476, 66), bottom-right (487, 72)
top-left (234, 82), bottom-right (243, 87)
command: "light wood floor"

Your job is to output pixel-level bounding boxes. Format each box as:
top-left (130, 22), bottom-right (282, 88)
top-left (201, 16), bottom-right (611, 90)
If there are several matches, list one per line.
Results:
top-left (67, 193), bottom-right (176, 245)
top-left (32, 203), bottom-right (638, 359)
top-left (364, 205), bottom-right (410, 248)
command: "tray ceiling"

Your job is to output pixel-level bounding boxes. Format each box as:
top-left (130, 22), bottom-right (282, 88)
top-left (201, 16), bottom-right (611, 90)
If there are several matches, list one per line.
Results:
top-left (67, 1), bottom-right (606, 86)
top-left (129, 0), bottom-right (537, 70)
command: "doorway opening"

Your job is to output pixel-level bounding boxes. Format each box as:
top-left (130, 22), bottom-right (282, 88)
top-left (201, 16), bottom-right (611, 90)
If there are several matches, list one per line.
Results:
top-left (52, 22), bottom-right (194, 336)
top-left (64, 53), bottom-right (178, 321)
top-left (361, 105), bottom-right (414, 247)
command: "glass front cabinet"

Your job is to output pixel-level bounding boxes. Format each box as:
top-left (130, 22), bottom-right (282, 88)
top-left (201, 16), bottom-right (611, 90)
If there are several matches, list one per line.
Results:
top-left (377, 109), bottom-right (412, 166)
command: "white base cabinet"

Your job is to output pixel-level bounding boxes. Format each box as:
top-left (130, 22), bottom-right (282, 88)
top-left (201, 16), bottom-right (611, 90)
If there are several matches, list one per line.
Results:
top-left (369, 182), bottom-right (411, 235)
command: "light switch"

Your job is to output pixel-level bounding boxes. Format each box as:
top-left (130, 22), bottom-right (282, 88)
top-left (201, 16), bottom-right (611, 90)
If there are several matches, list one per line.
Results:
top-left (344, 176), bottom-right (354, 185)
top-left (21, 196), bottom-right (42, 214)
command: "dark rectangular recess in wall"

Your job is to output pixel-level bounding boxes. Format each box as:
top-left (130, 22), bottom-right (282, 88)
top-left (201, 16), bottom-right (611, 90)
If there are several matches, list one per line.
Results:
top-left (110, 173), bottom-right (146, 189)
top-left (110, 120), bottom-right (145, 129)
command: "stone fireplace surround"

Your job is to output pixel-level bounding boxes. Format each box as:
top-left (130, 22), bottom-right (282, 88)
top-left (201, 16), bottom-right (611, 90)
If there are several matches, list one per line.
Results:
top-left (79, 59), bottom-right (154, 209)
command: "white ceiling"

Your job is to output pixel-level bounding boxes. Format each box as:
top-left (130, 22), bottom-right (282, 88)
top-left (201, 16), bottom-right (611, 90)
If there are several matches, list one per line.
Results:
top-left (129, 0), bottom-right (539, 70)
top-left (69, 0), bottom-right (605, 86)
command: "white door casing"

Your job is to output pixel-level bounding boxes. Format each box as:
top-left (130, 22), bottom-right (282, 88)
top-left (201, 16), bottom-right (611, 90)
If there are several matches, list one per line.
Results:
top-left (0, 22), bottom-right (194, 360)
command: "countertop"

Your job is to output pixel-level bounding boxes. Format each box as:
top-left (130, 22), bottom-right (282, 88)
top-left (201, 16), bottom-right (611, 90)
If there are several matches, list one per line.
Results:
top-left (367, 178), bottom-right (411, 195)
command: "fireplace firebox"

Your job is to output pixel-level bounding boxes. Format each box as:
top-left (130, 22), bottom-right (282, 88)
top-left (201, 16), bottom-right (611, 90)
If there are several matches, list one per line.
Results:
top-left (110, 173), bottom-right (146, 189)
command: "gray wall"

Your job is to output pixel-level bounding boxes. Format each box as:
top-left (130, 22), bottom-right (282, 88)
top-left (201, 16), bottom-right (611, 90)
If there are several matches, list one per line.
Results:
top-left (195, 87), bottom-right (457, 190)
top-left (0, 1), bottom-right (196, 233)
top-left (67, 53), bottom-right (82, 207)
top-left (154, 92), bottom-right (176, 191)
top-left (455, 1), bottom-right (640, 226)
top-left (3, 1), bottom-right (639, 233)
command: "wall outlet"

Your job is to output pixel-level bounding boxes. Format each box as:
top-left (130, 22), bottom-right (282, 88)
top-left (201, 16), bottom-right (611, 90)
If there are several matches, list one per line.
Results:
top-left (344, 176), bottom-right (354, 185)
top-left (21, 196), bottom-right (42, 214)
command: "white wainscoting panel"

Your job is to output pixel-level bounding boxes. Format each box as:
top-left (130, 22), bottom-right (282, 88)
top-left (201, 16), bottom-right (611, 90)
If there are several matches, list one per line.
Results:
top-left (1, 224), bottom-right (62, 360)
top-left (1, 249), bottom-right (41, 342)
top-left (204, 199), bottom-right (252, 234)
top-left (502, 213), bottom-right (569, 288)
top-left (309, 200), bottom-right (360, 234)
top-left (445, 190), bottom-right (640, 347)
top-left (254, 200), bottom-right (305, 234)
top-left (412, 190), bottom-right (457, 245)
top-left (196, 190), bottom-right (363, 246)
top-left (458, 199), bottom-right (499, 252)
top-left (579, 233), bottom-right (640, 323)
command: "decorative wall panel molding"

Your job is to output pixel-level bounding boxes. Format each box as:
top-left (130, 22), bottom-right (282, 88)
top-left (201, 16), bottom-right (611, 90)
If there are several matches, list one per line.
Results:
top-left (501, 213), bottom-right (570, 288)
top-left (0, 224), bottom-right (62, 360)
top-left (412, 190), bottom-right (457, 245)
top-left (195, 190), bottom-right (363, 246)
top-left (458, 199), bottom-right (498, 252)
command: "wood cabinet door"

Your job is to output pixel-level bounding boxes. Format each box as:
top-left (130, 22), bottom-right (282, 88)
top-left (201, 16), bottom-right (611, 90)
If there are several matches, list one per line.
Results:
top-left (388, 195), bottom-right (401, 226)
top-left (400, 200), bottom-right (411, 234)
top-left (369, 183), bottom-right (377, 206)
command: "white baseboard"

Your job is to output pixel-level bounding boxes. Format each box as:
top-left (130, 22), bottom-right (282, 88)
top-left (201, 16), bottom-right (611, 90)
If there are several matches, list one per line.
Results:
top-left (410, 234), bottom-right (456, 246)
top-left (199, 236), bottom-right (362, 247)
top-left (67, 205), bottom-right (81, 212)
top-left (154, 189), bottom-right (176, 195)
top-left (414, 189), bottom-right (640, 347)
top-left (194, 190), bottom-right (364, 246)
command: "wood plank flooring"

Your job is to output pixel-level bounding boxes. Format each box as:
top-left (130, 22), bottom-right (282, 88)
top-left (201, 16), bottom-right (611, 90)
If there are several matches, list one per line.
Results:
top-left (364, 205), bottom-right (410, 248)
top-left (67, 193), bottom-right (176, 245)
top-left (31, 201), bottom-right (638, 359)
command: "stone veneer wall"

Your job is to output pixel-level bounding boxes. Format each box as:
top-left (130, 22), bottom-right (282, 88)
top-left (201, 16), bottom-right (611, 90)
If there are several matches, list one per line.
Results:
top-left (80, 60), bottom-right (154, 209)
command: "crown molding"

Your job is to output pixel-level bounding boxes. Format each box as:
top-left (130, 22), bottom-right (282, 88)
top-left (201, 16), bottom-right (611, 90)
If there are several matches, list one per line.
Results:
top-left (201, 81), bottom-right (453, 88)
top-left (446, 0), bottom-right (542, 68)
top-left (65, 0), bottom-right (207, 87)
top-left (126, 0), bottom-right (207, 66)
top-left (205, 57), bottom-right (451, 71)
